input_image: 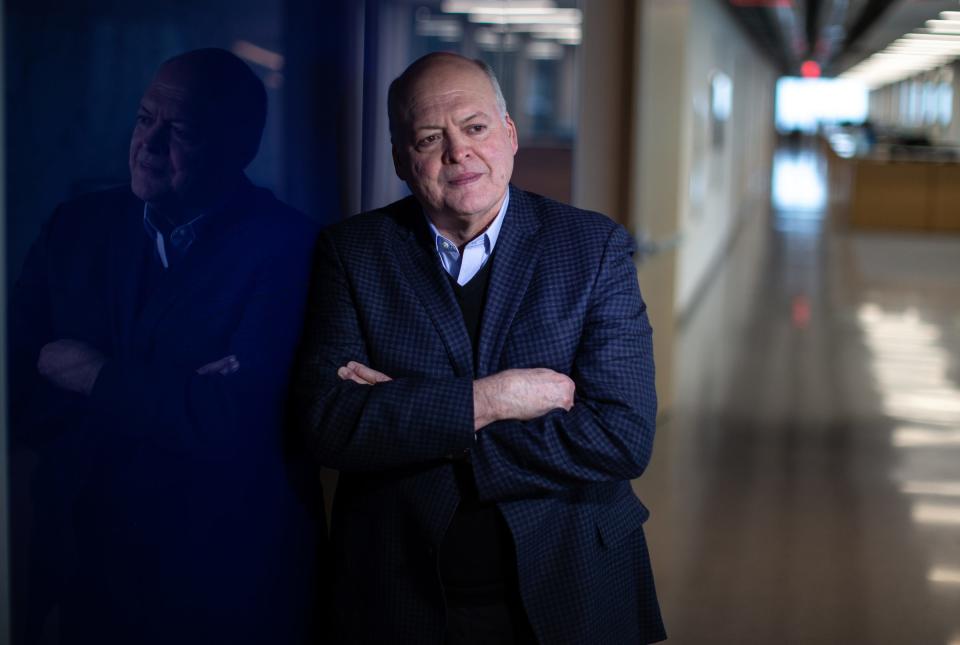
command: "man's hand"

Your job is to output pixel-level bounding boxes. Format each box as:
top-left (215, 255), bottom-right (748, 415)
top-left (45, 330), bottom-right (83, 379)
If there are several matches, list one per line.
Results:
top-left (196, 354), bottom-right (240, 375)
top-left (337, 361), bottom-right (392, 385)
top-left (37, 339), bottom-right (107, 396)
top-left (473, 368), bottom-right (575, 431)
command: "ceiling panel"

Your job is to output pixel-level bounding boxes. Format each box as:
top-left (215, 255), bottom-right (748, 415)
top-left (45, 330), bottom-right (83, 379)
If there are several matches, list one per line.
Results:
top-left (722, 0), bottom-right (960, 77)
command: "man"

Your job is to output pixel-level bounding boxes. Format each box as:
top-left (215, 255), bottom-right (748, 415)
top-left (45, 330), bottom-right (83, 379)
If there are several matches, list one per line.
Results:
top-left (294, 52), bottom-right (665, 644)
top-left (9, 49), bottom-right (322, 644)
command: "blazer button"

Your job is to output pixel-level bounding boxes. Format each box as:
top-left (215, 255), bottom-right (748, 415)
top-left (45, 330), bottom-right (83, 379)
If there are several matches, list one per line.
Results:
top-left (426, 545), bottom-right (436, 556)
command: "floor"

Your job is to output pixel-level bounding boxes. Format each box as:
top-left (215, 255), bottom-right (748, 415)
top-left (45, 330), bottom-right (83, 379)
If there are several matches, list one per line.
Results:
top-left (636, 144), bottom-right (960, 645)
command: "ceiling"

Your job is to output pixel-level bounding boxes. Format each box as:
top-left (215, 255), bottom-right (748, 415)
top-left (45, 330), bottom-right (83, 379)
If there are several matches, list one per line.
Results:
top-left (723, 0), bottom-right (960, 76)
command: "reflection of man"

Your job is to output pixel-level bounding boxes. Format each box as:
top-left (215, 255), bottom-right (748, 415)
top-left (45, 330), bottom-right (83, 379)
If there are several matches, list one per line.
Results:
top-left (10, 49), bottom-right (321, 644)
top-left (295, 52), bottom-right (665, 644)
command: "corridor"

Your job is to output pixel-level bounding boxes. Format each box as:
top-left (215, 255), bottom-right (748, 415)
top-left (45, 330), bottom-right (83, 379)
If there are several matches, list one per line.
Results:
top-left (638, 144), bottom-right (960, 644)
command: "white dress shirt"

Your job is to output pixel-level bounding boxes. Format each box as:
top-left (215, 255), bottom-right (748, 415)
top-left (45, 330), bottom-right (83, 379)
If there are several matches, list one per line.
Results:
top-left (425, 191), bottom-right (509, 286)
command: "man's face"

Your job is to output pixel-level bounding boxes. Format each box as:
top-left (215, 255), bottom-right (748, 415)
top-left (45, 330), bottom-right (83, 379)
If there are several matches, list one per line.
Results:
top-left (128, 66), bottom-right (230, 207)
top-left (393, 60), bottom-right (518, 224)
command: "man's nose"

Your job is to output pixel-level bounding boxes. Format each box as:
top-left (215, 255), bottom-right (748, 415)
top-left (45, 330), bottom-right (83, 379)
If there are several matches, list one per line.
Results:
top-left (142, 123), bottom-right (168, 152)
top-left (443, 133), bottom-right (471, 164)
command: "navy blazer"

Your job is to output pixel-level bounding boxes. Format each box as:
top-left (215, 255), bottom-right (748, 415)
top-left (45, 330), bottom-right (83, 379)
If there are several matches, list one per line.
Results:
top-left (9, 182), bottom-right (324, 645)
top-left (295, 186), bottom-right (666, 644)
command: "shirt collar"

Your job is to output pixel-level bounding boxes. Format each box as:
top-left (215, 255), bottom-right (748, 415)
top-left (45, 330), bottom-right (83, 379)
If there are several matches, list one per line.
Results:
top-left (140, 175), bottom-right (253, 268)
top-left (143, 204), bottom-right (206, 265)
top-left (425, 189), bottom-right (510, 256)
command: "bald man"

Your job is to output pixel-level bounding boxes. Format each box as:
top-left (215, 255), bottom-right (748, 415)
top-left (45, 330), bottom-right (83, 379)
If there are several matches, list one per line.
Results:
top-left (10, 49), bottom-right (323, 644)
top-left (295, 53), bottom-right (665, 644)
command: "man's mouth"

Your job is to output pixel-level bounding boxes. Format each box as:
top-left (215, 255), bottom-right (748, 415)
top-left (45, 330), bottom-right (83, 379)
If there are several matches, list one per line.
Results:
top-left (136, 159), bottom-right (165, 174)
top-left (448, 173), bottom-right (483, 186)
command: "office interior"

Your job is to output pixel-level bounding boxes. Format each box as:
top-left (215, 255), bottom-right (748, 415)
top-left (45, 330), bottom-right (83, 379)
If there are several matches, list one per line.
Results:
top-left (3, 0), bottom-right (960, 642)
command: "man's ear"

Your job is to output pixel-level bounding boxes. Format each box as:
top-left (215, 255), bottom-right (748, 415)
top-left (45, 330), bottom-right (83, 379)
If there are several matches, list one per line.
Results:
top-left (392, 144), bottom-right (406, 180)
top-left (505, 113), bottom-right (519, 155)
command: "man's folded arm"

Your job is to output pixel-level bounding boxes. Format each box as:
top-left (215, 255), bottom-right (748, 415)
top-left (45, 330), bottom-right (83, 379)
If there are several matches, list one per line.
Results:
top-left (8, 206), bottom-right (73, 449)
top-left (470, 225), bottom-right (657, 501)
top-left (86, 240), bottom-right (315, 460)
top-left (292, 232), bottom-right (476, 472)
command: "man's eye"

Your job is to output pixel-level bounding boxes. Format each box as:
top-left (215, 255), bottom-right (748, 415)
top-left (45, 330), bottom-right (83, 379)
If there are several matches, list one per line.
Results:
top-left (417, 134), bottom-right (440, 148)
top-left (136, 115), bottom-right (152, 127)
top-left (173, 128), bottom-right (198, 143)
top-left (467, 124), bottom-right (486, 134)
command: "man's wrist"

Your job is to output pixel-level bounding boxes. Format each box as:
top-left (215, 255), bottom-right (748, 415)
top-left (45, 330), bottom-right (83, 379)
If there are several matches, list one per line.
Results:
top-left (472, 376), bottom-right (500, 431)
top-left (82, 357), bottom-right (107, 396)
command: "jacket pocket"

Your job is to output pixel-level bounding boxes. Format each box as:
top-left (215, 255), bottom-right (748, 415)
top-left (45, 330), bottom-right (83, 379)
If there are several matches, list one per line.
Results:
top-left (595, 488), bottom-right (649, 549)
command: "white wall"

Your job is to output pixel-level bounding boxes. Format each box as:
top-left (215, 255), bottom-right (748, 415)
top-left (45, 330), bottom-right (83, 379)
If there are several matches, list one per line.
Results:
top-left (630, 0), bottom-right (776, 411)
top-left (673, 0), bottom-right (777, 314)
top-left (630, 0), bottom-right (691, 413)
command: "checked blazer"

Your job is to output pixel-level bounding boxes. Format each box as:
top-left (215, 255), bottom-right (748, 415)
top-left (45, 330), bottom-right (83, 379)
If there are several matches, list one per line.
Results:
top-left (295, 185), bottom-right (666, 644)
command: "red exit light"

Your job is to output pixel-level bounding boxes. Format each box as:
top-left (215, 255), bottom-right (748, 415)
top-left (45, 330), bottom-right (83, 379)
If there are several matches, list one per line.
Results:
top-left (801, 60), bottom-right (821, 78)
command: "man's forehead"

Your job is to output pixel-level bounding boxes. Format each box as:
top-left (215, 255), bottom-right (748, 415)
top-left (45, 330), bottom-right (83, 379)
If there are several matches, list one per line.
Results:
top-left (140, 79), bottom-right (214, 122)
top-left (408, 87), bottom-right (492, 118)
top-left (407, 60), bottom-right (492, 97)
top-left (404, 78), bottom-right (501, 133)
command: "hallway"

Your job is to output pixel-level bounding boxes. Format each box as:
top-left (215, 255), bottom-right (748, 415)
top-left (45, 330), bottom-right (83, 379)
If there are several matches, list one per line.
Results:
top-left (637, 144), bottom-right (960, 644)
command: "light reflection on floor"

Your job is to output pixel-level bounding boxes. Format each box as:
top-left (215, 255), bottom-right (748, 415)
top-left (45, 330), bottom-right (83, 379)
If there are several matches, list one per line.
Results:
top-left (636, 144), bottom-right (960, 644)
top-left (772, 149), bottom-right (827, 214)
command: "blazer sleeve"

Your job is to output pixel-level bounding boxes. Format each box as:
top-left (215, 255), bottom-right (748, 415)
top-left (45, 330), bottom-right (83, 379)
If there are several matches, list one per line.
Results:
top-left (7, 205), bottom-right (86, 449)
top-left (469, 224), bottom-right (658, 501)
top-left (292, 231), bottom-right (476, 472)
top-left (85, 224), bottom-right (316, 461)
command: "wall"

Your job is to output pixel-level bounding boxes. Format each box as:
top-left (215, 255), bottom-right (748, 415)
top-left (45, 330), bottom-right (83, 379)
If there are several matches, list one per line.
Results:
top-left (630, 0), bottom-right (776, 412)
top-left (631, 0), bottom-right (689, 413)
top-left (573, 0), bottom-right (632, 222)
top-left (674, 0), bottom-right (777, 314)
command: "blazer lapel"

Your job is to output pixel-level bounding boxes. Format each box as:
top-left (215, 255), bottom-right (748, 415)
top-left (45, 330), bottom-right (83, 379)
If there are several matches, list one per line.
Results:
top-left (476, 186), bottom-right (543, 377)
top-left (132, 184), bottom-right (260, 349)
top-left (391, 200), bottom-right (474, 378)
top-left (109, 193), bottom-right (150, 357)
top-left (132, 216), bottom-right (253, 351)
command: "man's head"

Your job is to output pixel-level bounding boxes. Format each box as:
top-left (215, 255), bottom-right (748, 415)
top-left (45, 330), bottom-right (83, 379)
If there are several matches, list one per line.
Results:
top-left (128, 48), bottom-right (266, 209)
top-left (388, 53), bottom-right (518, 227)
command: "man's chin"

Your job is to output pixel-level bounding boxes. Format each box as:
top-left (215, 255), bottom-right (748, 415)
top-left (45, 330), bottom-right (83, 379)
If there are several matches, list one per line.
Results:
top-left (446, 196), bottom-right (499, 220)
top-left (443, 181), bottom-right (507, 212)
top-left (130, 179), bottom-right (173, 205)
